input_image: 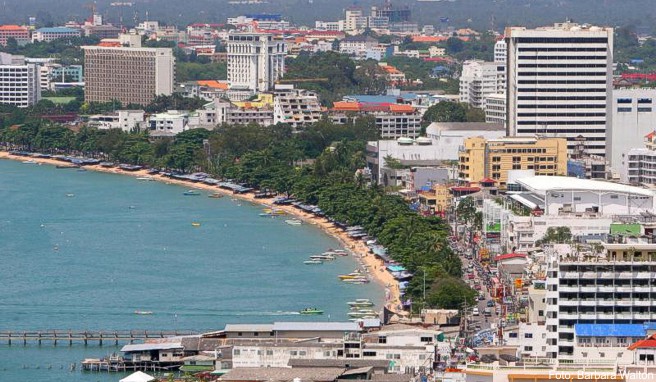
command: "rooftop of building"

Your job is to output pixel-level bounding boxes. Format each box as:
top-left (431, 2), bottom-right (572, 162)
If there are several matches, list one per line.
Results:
top-left (272, 322), bottom-right (360, 332)
top-left (629, 333), bottom-right (656, 350)
top-left (575, 323), bottom-right (648, 338)
top-left (516, 176), bottom-right (654, 197)
top-left (35, 27), bottom-right (80, 33)
top-left (219, 367), bottom-right (345, 382)
top-left (427, 122), bottom-right (505, 132)
top-left (0, 25), bottom-right (28, 31)
top-left (288, 359), bottom-right (390, 368)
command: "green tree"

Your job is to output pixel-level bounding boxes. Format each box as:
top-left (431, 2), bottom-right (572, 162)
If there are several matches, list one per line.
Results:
top-left (423, 102), bottom-right (467, 123)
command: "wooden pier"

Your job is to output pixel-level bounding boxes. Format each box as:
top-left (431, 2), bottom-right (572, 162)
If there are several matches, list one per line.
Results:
top-left (0, 330), bottom-right (198, 346)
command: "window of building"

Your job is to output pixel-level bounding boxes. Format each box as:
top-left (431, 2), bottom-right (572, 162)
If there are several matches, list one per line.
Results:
top-left (525, 346), bottom-right (533, 351)
top-left (509, 333), bottom-right (518, 338)
top-left (525, 333), bottom-right (533, 339)
top-left (420, 336), bottom-right (432, 343)
top-left (363, 351), bottom-right (377, 357)
top-left (378, 336), bottom-right (387, 344)
top-left (233, 349), bottom-right (240, 355)
top-left (290, 351), bottom-right (298, 356)
top-left (638, 98), bottom-right (652, 104)
top-left (638, 107), bottom-right (652, 112)
top-left (617, 107), bottom-right (632, 112)
top-left (513, 164), bottom-right (521, 170)
top-left (266, 350), bottom-right (273, 355)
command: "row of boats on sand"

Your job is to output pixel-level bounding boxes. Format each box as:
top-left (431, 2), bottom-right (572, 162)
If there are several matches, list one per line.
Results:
top-left (347, 299), bottom-right (378, 320)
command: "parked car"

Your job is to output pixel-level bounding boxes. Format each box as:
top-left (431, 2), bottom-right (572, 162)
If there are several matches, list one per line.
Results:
top-left (486, 300), bottom-right (495, 307)
top-left (472, 308), bottom-right (480, 316)
top-left (484, 307), bottom-right (492, 316)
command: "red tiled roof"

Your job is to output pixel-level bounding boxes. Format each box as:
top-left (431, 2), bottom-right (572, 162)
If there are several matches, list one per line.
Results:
top-left (628, 334), bottom-right (656, 350)
top-left (646, 131), bottom-right (656, 140)
top-left (480, 178), bottom-right (496, 184)
top-left (0, 25), bottom-right (28, 31)
top-left (495, 253), bottom-right (527, 262)
top-left (450, 186), bottom-right (480, 192)
top-left (332, 101), bottom-right (361, 112)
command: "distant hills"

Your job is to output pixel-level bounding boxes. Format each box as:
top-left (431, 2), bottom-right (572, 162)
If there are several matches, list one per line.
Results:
top-left (0, 0), bottom-right (655, 33)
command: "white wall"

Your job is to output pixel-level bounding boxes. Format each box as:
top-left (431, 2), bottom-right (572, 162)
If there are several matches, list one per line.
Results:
top-left (609, 88), bottom-right (656, 171)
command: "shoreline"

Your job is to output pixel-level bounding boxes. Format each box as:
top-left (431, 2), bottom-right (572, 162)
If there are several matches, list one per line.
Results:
top-left (0, 151), bottom-right (402, 314)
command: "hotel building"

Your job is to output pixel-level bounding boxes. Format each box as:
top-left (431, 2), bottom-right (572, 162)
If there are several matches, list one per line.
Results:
top-left (82, 45), bottom-right (175, 106)
top-left (0, 53), bottom-right (41, 107)
top-left (458, 136), bottom-right (568, 188)
top-left (226, 32), bottom-right (285, 95)
top-left (506, 22), bottom-right (613, 156)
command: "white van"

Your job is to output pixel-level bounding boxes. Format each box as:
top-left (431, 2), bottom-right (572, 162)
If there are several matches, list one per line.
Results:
top-left (472, 308), bottom-right (480, 316)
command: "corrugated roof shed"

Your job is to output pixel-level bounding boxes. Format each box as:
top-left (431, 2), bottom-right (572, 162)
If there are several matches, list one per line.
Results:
top-left (219, 367), bottom-right (345, 381)
top-left (121, 342), bottom-right (183, 352)
top-left (273, 322), bottom-right (360, 332)
top-left (224, 324), bottom-right (274, 332)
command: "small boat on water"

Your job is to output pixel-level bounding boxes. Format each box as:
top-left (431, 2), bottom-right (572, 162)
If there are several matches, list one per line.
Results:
top-left (285, 219), bottom-right (302, 225)
top-left (183, 190), bottom-right (200, 196)
top-left (66, 193), bottom-right (75, 197)
top-left (134, 310), bottom-right (153, 315)
top-left (137, 176), bottom-right (154, 181)
top-left (347, 299), bottom-right (374, 307)
top-left (208, 193), bottom-right (224, 198)
top-left (56, 164), bottom-right (78, 169)
top-left (259, 213), bottom-right (276, 217)
top-left (192, 222), bottom-right (201, 227)
top-left (344, 278), bottom-right (370, 284)
top-left (309, 254), bottom-right (336, 261)
top-left (299, 308), bottom-right (324, 315)
top-left (339, 270), bottom-right (364, 280)
top-left (22, 160), bottom-right (36, 164)
top-left (347, 310), bottom-right (377, 318)
top-left (303, 260), bottom-right (323, 265)
top-left (263, 208), bottom-right (285, 215)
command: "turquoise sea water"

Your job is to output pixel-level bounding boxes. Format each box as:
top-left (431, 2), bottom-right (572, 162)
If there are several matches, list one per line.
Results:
top-left (0, 159), bottom-right (381, 382)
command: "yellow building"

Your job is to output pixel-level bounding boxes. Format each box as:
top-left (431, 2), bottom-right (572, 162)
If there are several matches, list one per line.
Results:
top-left (458, 136), bottom-right (568, 188)
top-left (418, 184), bottom-right (452, 215)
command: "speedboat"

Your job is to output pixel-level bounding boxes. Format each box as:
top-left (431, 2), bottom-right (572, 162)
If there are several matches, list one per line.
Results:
top-left (183, 190), bottom-right (200, 196)
top-left (347, 299), bottom-right (374, 307)
top-left (299, 308), bottom-right (324, 315)
top-left (309, 254), bottom-right (335, 261)
top-left (134, 310), bottom-right (153, 315)
top-left (285, 219), bottom-right (302, 225)
top-left (137, 176), bottom-right (154, 181)
top-left (347, 310), bottom-right (377, 318)
top-left (303, 260), bottom-right (323, 265)
top-left (191, 222), bottom-right (201, 227)
top-left (208, 193), bottom-right (224, 198)
top-left (338, 270), bottom-right (364, 280)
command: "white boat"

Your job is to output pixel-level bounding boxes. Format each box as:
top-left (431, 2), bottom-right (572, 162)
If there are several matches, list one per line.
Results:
top-left (134, 310), bottom-right (153, 315)
top-left (347, 299), bottom-right (374, 307)
top-left (348, 310), bottom-right (378, 318)
top-left (309, 254), bottom-right (336, 261)
top-left (303, 260), bottom-right (323, 265)
top-left (137, 176), bottom-right (154, 181)
top-left (285, 219), bottom-right (302, 225)
top-left (22, 160), bottom-right (36, 164)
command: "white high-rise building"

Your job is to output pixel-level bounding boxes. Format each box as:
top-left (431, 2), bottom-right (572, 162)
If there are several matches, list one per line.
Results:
top-left (494, 39), bottom-right (507, 64)
top-left (0, 53), bottom-right (41, 108)
top-left (227, 32), bottom-right (285, 95)
top-left (608, 88), bottom-right (656, 171)
top-left (459, 60), bottom-right (505, 109)
top-left (506, 22), bottom-right (613, 156)
top-left (544, 243), bottom-right (656, 360)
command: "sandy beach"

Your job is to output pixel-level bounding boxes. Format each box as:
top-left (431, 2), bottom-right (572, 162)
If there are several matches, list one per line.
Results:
top-left (0, 151), bottom-right (402, 313)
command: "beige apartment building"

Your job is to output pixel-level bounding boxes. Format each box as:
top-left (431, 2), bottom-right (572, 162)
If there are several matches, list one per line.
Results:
top-left (83, 46), bottom-right (174, 106)
top-left (458, 136), bottom-right (568, 188)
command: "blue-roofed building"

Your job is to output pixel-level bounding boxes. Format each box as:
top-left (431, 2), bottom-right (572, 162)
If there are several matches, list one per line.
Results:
top-left (572, 323), bottom-right (649, 364)
top-left (32, 27), bottom-right (81, 42)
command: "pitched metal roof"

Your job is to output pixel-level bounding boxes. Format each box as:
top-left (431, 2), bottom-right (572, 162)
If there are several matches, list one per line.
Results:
top-left (273, 322), bottom-right (360, 332)
top-left (121, 342), bottom-right (183, 352)
top-left (574, 324), bottom-right (645, 337)
top-left (224, 324), bottom-right (274, 332)
top-left (219, 367), bottom-right (345, 381)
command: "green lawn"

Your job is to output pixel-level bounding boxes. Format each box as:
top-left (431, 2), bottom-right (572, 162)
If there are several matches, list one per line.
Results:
top-left (43, 97), bottom-right (76, 105)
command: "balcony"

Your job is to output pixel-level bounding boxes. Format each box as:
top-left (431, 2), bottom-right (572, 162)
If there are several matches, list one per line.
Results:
top-left (580, 300), bottom-right (597, 307)
top-left (636, 272), bottom-right (652, 278)
top-left (599, 272), bottom-right (614, 278)
top-left (559, 285), bottom-right (579, 292)
top-left (617, 272), bottom-right (634, 279)
top-left (616, 286), bottom-right (633, 293)
top-left (635, 313), bottom-right (652, 320)
top-left (580, 313), bottom-right (596, 320)
top-left (616, 300), bottom-right (633, 307)
top-left (561, 272), bottom-right (579, 278)
top-left (559, 312), bottom-right (578, 319)
top-left (581, 272), bottom-right (597, 278)
top-left (598, 286), bottom-right (615, 293)
top-left (635, 286), bottom-right (652, 293)
top-left (560, 300), bottom-right (579, 306)
top-left (581, 286), bottom-right (598, 293)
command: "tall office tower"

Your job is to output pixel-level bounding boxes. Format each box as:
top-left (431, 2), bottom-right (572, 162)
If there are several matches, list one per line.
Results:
top-left (506, 22), bottom-right (613, 156)
top-left (0, 53), bottom-right (41, 107)
top-left (227, 32), bottom-right (285, 94)
top-left (83, 45), bottom-right (174, 106)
